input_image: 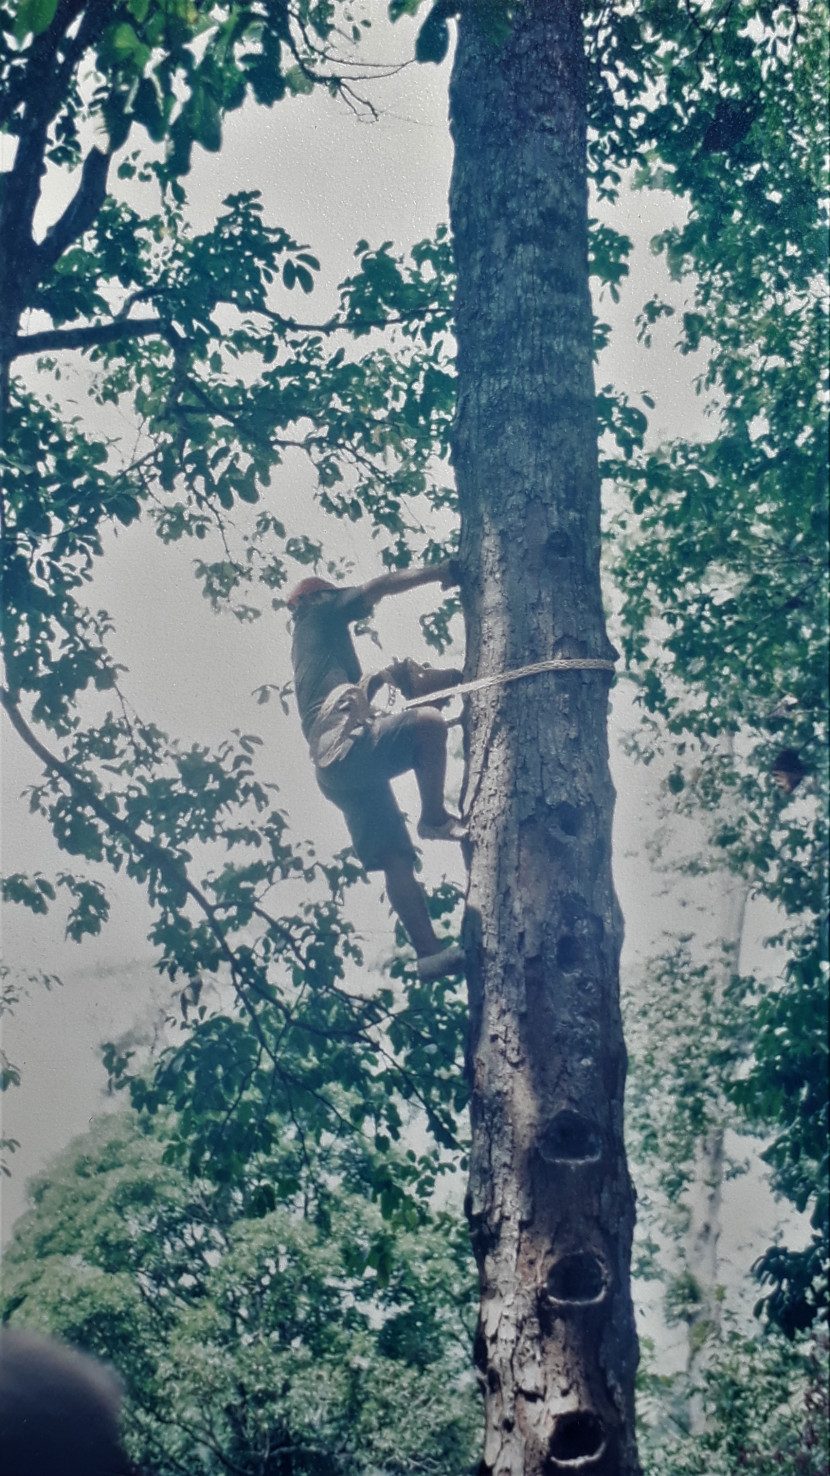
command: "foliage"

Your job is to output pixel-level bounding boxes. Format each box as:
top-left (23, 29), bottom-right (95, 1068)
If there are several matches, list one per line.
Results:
top-left (638, 1326), bottom-right (829, 1476)
top-left (607, 0), bottom-right (829, 1334)
top-left (1, 1104), bottom-right (479, 1474)
top-left (0, 962), bottom-right (62, 1173)
top-left (735, 938), bottom-right (829, 1335)
top-left (2, 1), bottom-right (377, 188)
top-left (0, 0), bottom-right (469, 1192)
top-left (624, 938), bottom-right (749, 1211)
top-left (1, 0), bottom-right (826, 1459)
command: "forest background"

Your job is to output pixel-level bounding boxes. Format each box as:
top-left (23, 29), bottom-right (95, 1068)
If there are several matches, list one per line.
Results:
top-left (0, 2), bottom-right (826, 1474)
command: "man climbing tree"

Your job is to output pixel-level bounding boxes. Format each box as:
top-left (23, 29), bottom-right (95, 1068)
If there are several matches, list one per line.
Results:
top-left (288, 559), bottom-right (466, 979)
top-left (9, 0), bottom-right (822, 1470)
top-left (1, 0), bottom-right (643, 1467)
top-left (445, 3), bottom-right (640, 1471)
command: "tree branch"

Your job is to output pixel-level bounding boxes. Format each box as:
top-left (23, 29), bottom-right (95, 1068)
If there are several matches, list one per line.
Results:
top-left (11, 316), bottom-right (166, 359)
top-left (0, 2), bottom-right (103, 289)
top-left (261, 305), bottom-right (433, 336)
top-left (0, 687), bottom-right (281, 1054)
top-left (10, 304), bottom-right (436, 361)
top-left (36, 145), bottom-right (111, 272)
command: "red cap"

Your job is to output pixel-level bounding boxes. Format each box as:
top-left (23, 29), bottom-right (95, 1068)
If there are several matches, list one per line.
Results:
top-left (286, 577), bottom-right (337, 609)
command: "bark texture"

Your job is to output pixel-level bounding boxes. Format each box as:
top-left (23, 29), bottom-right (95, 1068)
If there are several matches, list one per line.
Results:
top-left (449, 5), bottom-right (640, 1473)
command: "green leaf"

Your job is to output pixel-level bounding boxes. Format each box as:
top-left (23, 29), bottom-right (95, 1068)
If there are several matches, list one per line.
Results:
top-left (110, 21), bottom-right (140, 55)
top-left (416, 7), bottom-right (450, 64)
top-left (1, 873), bottom-right (56, 915)
top-left (284, 65), bottom-right (314, 96)
top-left (101, 21), bottom-right (152, 71)
top-left (13, 0), bottom-right (58, 39)
top-left (194, 91), bottom-right (222, 152)
top-left (133, 76), bottom-right (166, 142)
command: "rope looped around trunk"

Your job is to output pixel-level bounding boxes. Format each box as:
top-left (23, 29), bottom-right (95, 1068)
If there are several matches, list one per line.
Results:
top-left (404, 656), bottom-right (617, 709)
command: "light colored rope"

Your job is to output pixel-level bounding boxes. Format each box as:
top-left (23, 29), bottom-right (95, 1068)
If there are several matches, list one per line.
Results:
top-left (404, 657), bottom-right (617, 709)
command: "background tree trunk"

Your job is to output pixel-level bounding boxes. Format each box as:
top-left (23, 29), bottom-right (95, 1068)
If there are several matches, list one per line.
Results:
top-left (449, 5), bottom-right (640, 1472)
top-left (685, 740), bottom-right (750, 1433)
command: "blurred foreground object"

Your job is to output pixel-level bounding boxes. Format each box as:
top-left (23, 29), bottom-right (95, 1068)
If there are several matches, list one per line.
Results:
top-left (0, 1329), bottom-right (131, 1476)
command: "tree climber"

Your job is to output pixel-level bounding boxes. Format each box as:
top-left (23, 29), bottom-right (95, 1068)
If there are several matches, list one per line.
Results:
top-left (288, 561), bottom-right (466, 981)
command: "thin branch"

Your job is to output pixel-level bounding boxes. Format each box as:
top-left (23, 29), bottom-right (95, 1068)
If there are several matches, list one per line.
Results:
top-left (0, 0), bottom-right (86, 244)
top-left (371, 1035), bottom-right (462, 1148)
top-left (248, 901), bottom-right (316, 965)
top-left (11, 316), bottom-right (164, 360)
top-left (212, 1043), bottom-right (262, 1143)
top-left (10, 302), bottom-right (437, 362)
top-left (0, 687), bottom-right (280, 1061)
top-left (1, 2), bottom-right (105, 292)
top-left (259, 304), bottom-right (434, 335)
top-left (142, 1408), bottom-right (251, 1476)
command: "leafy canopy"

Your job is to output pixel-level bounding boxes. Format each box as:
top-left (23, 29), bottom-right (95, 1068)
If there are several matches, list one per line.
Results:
top-left (2, 1102), bottom-right (479, 1474)
top-left (607, 0), bottom-right (828, 1337)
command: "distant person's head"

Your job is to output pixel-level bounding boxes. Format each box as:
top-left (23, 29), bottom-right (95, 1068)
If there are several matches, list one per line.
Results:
top-left (0, 1328), bottom-right (132, 1476)
top-left (286, 576), bottom-right (338, 609)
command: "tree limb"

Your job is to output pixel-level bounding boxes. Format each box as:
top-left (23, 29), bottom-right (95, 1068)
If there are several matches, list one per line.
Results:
top-left (261, 305), bottom-right (433, 336)
top-left (10, 305), bottom-right (436, 361)
top-left (0, 2), bottom-right (101, 287)
top-left (11, 316), bottom-right (166, 359)
top-left (36, 146), bottom-right (112, 272)
top-left (0, 687), bottom-right (281, 1049)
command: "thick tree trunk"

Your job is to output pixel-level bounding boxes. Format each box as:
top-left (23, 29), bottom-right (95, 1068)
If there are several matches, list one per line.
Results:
top-left (449, 5), bottom-right (640, 1473)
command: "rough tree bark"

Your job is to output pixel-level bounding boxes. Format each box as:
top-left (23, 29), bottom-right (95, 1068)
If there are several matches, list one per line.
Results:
top-left (449, 5), bottom-right (641, 1473)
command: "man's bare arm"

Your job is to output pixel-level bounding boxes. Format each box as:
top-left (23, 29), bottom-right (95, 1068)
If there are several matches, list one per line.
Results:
top-left (360, 560), bottom-right (459, 608)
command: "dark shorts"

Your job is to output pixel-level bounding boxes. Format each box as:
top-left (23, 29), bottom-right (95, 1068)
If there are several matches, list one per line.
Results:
top-left (315, 710), bottom-right (421, 872)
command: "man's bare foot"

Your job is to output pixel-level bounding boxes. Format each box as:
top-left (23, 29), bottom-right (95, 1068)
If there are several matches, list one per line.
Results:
top-left (417, 813), bottom-right (467, 841)
top-left (416, 943), bottom-right (466, 981)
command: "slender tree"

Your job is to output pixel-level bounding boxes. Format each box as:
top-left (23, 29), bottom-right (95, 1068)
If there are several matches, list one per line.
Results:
top-left (449, 5), bottom-right (639, 1472)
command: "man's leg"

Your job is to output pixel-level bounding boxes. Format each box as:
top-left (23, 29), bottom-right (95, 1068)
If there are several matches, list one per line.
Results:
top-left (372, 706), bottom-right (462, 830)
top-left (383, 851), bottom-right (444, 958)
top-left (410, 708), bottom-right (453, 828)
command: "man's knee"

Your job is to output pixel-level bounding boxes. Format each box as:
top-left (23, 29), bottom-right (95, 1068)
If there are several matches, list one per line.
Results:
top-left (412, 707), bottom-right (447, 753)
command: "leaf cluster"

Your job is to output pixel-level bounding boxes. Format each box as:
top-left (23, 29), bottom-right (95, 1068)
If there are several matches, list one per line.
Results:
top-left (608, 0), bottom-right (828, 1334)
top-left (1, 1105), bottom-right (480, 1474)
top-left (2, 0), bottom-right (364, 183)
top-left (638, 1325), bottom-right (829, 1476)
